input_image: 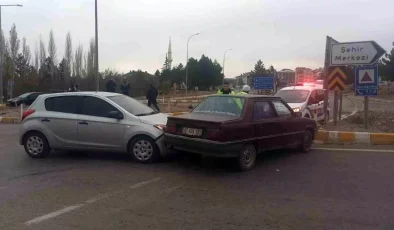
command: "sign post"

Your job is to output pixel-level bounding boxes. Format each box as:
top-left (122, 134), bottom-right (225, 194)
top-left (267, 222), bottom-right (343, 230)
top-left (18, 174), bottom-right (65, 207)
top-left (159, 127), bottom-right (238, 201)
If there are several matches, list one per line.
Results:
top-left (329, 40), bottom-right (385, 130)
top-left (339, 91), bottom-right (343, 121)
top-left (254, 76), bottom-right (275, 94)
top-left (355, 65), bottom-right (379, 129)
top-left (323, 37), bottom-right (338, 123)
top-left (327, 66), bottom-right (347, 126)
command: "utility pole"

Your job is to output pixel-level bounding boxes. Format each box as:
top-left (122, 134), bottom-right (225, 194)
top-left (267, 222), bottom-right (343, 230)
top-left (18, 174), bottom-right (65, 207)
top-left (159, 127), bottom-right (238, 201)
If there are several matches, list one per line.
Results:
top-left (222, 48), bottom-right (232, 85)
top-left (95, 0), bottom-right (99, 91)
top-left (0, 4), bottom-right (22, 103)
top-left (185, 32), bottom-right (199, 94)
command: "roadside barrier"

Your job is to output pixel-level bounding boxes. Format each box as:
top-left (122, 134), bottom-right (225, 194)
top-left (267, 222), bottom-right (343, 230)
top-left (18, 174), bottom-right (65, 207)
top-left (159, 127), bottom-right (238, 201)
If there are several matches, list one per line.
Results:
top-left (314, 130), bottom-right (394, 145)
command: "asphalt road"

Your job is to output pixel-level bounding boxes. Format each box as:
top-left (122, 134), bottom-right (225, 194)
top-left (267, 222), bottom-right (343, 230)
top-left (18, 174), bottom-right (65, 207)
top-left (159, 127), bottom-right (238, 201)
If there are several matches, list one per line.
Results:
top-left (1, 124), bottom-right (394, 230)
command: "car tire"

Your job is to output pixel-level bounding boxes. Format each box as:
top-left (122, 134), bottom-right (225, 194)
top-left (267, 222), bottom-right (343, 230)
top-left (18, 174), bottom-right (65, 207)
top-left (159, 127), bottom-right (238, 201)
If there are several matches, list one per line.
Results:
top-left (23, 132), bottom-right (50, 158)
top-left (299, 130), bottom-right (313, 153)
top-left (129, 136), bottom-right (160, 163)
top-left (235, 144), bottom-right (257, 172)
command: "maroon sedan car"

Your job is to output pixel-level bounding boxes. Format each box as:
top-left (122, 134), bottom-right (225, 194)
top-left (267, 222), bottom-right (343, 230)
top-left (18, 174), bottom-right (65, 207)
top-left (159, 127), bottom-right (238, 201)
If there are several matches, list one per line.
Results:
top-left (164, 94), bottom-right (317, 171)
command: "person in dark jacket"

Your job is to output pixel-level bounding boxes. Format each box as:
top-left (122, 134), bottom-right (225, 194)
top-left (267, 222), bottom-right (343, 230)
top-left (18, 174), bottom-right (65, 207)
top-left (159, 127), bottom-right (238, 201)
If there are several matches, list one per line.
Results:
top-left (217, 81), bottom-right (234, 94)
top-left (120, 79), bottom-right (130, 96)
top-left (146, 84), bottom-right (160, 112)
top-left (106, 78), bottom-right (117, 92)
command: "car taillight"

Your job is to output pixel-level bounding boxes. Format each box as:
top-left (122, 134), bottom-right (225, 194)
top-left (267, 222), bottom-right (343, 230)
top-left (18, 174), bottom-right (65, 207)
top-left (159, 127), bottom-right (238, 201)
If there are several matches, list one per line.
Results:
top-left (164, 124), bottom-right (177, 134)
top-left (206, 129), bottom-right (225, 141)
top-left (22, 109), bottom-right (35, 121)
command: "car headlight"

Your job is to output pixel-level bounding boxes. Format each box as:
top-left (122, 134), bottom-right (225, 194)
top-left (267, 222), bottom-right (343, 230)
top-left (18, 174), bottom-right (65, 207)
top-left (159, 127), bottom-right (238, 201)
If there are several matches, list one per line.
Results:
top-left (293, 107), bottom-right (301, 112)
top-left (153, 124), bottom-right (166, 131)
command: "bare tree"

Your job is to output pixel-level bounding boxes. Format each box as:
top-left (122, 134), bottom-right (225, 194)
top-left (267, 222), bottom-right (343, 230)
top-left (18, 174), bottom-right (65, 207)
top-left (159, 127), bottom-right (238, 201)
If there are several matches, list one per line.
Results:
top-left (64, 32), bottom-right (72, 80)
top-left (9, 24), bottom-right (20, 98)
top-left (39, 35), bottom-right (46, 67)
top-left (22, 37), bottom-right (31, 65)
top-left (34, 44), bottom-right (39, 71)
top-left (48, 30), bottom-right (57, 65)
top-left (73, 44), bottom-right (83, 77)
top-left (87, 38), bottom-right (95, 77)
top-left (48, 30), bottom-right (57, 88)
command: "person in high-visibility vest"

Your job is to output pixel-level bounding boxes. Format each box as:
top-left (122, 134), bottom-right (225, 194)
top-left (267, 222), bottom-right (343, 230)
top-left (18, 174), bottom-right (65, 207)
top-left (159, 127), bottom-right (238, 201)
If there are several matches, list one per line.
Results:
top-left (235, 85), bottom-right (250, 109)
top-left (238, 85), bottom-right (250, 95)
top-left (217, 82), bottom-right (235, 95)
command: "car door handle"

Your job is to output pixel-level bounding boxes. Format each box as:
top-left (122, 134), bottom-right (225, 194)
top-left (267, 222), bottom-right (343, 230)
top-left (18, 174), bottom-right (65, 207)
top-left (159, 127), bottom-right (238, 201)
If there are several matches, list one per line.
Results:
top-left (41, 118), bottom-right (50, 122)
top-left (79, 121), bottom-right (88, 125)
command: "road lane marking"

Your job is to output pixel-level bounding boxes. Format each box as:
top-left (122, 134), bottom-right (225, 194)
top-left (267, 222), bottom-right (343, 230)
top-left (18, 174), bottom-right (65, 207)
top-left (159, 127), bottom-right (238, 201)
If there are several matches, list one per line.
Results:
top-left (25, 204), bottom-right (84, 225)
top-left (313, 147), bottom-right (394, 153)
top-left (24, 177), bottom-right (161, 226)
top-left (129, 177), bottom-right (161, 189)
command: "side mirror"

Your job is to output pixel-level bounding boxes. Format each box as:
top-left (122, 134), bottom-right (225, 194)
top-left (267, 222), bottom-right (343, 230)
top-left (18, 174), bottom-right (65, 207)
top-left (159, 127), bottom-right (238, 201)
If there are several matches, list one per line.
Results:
top-left (293, 111), bottom-right (302, 117)
top-left (108, 111), bottom-right (124, 120)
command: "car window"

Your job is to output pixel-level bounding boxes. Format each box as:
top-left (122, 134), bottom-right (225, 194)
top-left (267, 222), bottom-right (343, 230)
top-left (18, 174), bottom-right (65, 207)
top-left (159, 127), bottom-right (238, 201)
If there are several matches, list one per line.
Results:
top-left (308, 90), bottom-right (318, 104)
top-left (275, 90), bottom-right (309, 103)
top-left (193, 96), bottom-right (244, 117)
top-left (81, 96), bottom-right (119, 118)
top-left (45, 96), bottom-right (79, 114)
top-left (272, 101), bottom-right (292, 117)
top-left (254, 101), bottom-right (276, 120)
top-left (107, 95), bottom-right (155, 116)
top-left (316, 90), bottom-right (325, 102)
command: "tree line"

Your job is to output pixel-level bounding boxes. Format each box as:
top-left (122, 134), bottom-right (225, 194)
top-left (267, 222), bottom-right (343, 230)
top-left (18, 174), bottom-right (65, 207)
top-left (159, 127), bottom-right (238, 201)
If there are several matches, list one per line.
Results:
top-left (0, 23), bottom-right (121, 98)
top-left (380, 41), bottom-right (394, 81)
top-left (0, 22), bottom-right (281, 99)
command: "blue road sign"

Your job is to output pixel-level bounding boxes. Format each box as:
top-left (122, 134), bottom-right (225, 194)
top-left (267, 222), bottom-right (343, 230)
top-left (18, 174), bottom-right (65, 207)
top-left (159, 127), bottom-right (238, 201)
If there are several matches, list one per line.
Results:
top-left (254, 76), bottom-right (274, 90)
top-left (354, 65), bottom-right (379, 96)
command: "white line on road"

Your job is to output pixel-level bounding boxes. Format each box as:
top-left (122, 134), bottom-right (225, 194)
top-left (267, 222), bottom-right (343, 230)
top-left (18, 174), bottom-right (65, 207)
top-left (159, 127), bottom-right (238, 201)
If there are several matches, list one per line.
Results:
top-left (313, 147), bottom-right (394, 153)
top-left (24, 177), bottom-right (161, 226)
top-left (24, 204), bottom-right (84, 225)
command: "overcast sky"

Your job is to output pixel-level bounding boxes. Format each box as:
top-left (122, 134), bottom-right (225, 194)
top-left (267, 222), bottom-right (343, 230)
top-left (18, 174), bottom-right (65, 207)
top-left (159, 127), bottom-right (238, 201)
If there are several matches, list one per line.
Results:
top-left (2, 0), bottom-right (394, 78)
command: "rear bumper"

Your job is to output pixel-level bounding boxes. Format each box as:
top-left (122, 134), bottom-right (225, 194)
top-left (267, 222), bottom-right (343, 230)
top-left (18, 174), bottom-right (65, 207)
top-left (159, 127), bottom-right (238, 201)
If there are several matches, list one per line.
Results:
top-left (164, 133), bottom-right (243, 158)
top-left (155, 134), bottom-right (170, 157)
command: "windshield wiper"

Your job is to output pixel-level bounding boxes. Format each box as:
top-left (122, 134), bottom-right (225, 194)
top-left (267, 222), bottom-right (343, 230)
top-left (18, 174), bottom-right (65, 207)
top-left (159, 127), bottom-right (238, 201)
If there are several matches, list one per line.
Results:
top-left (135, 111), bottom-right (158, 116)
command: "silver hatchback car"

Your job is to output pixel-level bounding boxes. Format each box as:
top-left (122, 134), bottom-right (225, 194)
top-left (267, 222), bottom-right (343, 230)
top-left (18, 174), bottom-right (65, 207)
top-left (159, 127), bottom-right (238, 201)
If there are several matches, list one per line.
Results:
top-left (19, 91), bottom-right (169, 163)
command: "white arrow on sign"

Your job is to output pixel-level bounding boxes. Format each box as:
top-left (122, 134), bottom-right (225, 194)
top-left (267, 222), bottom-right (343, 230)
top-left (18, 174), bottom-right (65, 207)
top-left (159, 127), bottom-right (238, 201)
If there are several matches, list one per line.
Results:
top-left (331, 41), bottom-right (386, 66)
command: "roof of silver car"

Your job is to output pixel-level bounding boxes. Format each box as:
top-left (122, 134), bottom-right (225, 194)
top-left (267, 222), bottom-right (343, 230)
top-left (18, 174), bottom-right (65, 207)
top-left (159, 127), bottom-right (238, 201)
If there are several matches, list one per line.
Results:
top-left (41, 91), bottom-right (121, 97)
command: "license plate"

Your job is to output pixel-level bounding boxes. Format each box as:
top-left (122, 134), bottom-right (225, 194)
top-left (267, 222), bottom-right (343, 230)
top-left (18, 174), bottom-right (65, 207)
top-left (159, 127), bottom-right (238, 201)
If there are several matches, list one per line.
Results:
top-left (182, 127), bottom-right (202, 136)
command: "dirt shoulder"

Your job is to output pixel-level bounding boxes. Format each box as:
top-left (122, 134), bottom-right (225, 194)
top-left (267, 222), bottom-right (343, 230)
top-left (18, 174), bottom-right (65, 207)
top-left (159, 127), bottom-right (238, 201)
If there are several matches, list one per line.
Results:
top-left (321, 111), bottom-right (394, 133)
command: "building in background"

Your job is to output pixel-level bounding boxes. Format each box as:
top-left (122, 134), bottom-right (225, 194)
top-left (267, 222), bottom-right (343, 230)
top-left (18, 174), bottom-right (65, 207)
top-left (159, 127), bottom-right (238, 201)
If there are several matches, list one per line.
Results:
top-left (235, 72), bottom-right (252, 86)
top-left (295, 67), bottom-right (314, 83)
top-left (277, 69), bottom-right (295, 86)
top-left (163, 37), bottom-right (173, 70)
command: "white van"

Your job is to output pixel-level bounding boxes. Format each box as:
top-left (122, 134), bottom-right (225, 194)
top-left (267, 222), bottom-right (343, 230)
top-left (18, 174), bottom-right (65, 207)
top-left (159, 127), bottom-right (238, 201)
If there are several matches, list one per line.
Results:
top-left (274, 84), bottom-right (329, 123)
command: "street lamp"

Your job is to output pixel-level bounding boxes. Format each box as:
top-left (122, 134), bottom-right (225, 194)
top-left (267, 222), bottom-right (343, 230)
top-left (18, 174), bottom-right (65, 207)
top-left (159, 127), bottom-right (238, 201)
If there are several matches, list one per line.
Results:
top-left (0, 4), bottom-right (23, 103)
top-left (222, 48), bottom-right (232, 85)
top-left (185, 32), bottom-right (199, 94)
top-left (95, 0), bottom-right (99, 91)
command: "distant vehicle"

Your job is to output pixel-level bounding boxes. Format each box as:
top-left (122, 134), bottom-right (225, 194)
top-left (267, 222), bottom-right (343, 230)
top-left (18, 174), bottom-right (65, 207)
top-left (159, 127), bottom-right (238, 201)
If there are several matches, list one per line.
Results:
top-left (19, 92), bottom-right (168, 163)
top-left (164, 95), bottom-right (317, 171)
top-left (275, 84), bottom-right (329, 123)
top-left (6, 92), bottom-right (44, 107)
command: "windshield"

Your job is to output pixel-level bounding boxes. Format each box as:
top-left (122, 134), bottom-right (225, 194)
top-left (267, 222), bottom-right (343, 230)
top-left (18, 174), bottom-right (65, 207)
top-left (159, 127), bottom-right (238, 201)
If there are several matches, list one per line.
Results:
top-left (275, 90), bottom-right (310, 103)
top-left (192, 96), bottom-right (244, 117)
top-left (18, 93), bottom-right (31, 99)
top-left (107, 95), bottom-right (157, 116)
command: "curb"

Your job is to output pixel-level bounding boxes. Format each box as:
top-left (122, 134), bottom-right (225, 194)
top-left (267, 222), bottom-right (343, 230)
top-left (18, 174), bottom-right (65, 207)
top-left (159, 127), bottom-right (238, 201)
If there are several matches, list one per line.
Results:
top-left (314, 130), bottom-right (394, 145)
top-left (0, 117), bottom-right (20, 124)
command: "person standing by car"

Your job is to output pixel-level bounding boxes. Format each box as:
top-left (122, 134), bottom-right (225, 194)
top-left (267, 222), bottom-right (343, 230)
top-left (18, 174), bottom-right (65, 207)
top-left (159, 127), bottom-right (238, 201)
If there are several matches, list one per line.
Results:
top-left (217, 82), bottom-right (235, 95)
top-left (106, 78), bottom-right (117, 92)
top-left (238, 85), bottom-right (250, 95)
top-left (120, 79), bottom-right (131, 96)
top-left (146, 84), bottom-right (160, 112)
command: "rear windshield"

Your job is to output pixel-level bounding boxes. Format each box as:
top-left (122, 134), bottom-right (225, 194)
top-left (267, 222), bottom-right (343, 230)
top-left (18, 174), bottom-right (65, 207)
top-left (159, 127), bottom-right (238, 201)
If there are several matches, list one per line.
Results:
top-left (275, 90), bottom-right (309, 103)
top-left (192, 96), bottom-right (244, 117)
